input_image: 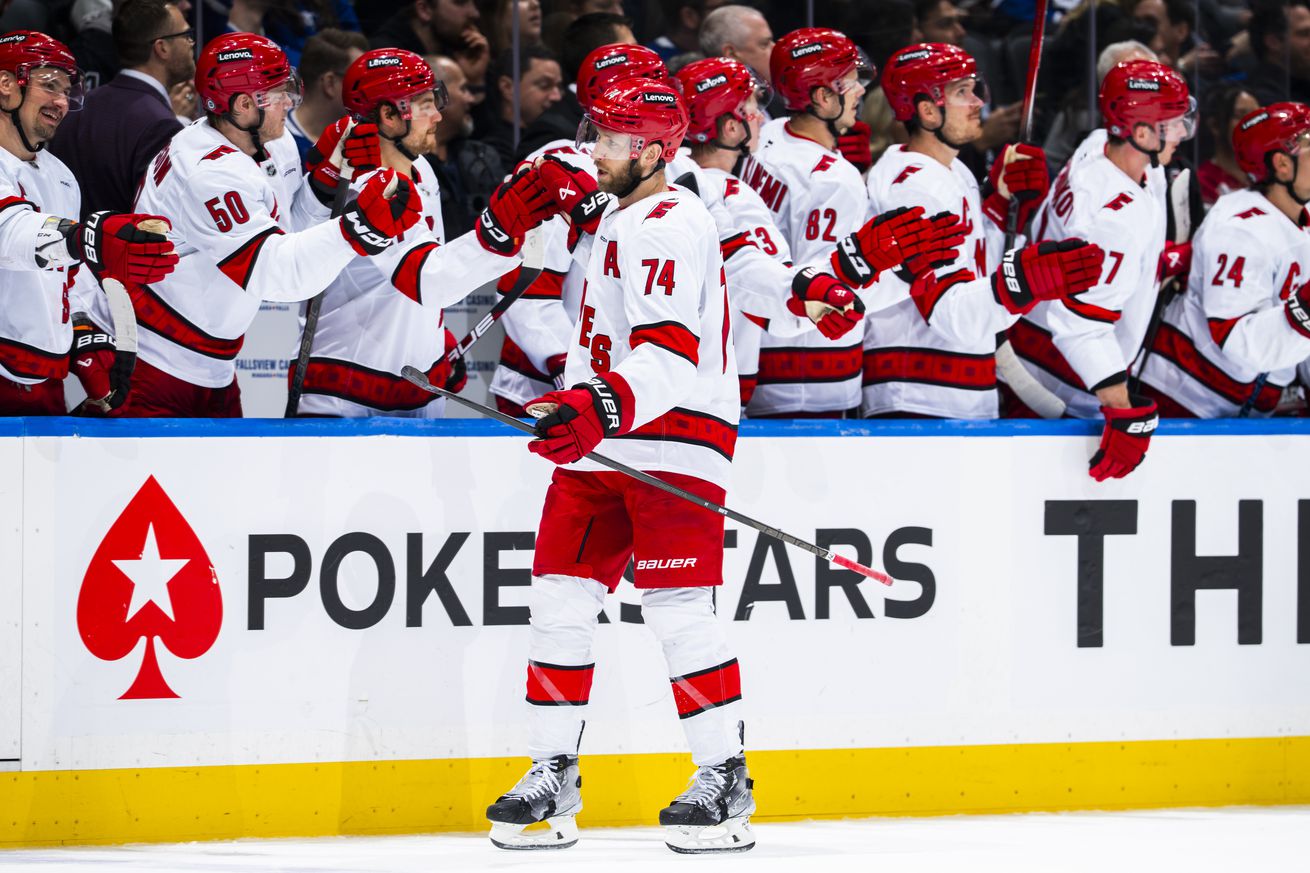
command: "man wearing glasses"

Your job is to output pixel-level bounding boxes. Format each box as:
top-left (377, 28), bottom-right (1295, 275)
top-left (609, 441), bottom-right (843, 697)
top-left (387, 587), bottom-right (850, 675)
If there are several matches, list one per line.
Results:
top-left (50, 0), bottom-right (195, 219)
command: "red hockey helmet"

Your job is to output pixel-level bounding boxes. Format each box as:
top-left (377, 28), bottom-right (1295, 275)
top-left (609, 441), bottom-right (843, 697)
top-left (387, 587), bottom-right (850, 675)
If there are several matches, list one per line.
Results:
top-left (196, 32), bottom-right (297, 115)
top-left (1233, 102), bottom-right (1310, 183)
top-left (769, 28), bottom-right (872, 112)
top-left (673, 57), bottom-right (770, 144)
top-left (880, 43), bottom-right (983, 123)
top-left (577, 80), bottom-right (689, 162)
top-left (1100, 59), bottom-right (1195, 143)
top-left (0, 30), bottom-right (86, 109)
top-left (576, 44), bottom-right (667, 112)
top-left (343, 48), bottom-right (447, 120)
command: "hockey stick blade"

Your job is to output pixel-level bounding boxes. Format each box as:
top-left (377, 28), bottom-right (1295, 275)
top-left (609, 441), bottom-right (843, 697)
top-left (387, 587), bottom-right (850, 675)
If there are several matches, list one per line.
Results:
top-left (447, 225), bottom-right (546, 365)
top-left (401, 366), bottom-right (894, 586)
top-left (100, 277), bottom-right (138, 355)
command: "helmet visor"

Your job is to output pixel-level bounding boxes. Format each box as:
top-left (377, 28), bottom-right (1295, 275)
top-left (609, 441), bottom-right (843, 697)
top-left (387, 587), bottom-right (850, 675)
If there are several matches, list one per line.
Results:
top-left (577, 116), bottom-right (645, 161)
top-left (942, 74), bottom-right (989, 108)
top-left (255, 73), bottom-right (302, 111)
top-left (26, 66), bottom-right (86, 111)
top-left (1159, 95), bottom-right (1198, 142)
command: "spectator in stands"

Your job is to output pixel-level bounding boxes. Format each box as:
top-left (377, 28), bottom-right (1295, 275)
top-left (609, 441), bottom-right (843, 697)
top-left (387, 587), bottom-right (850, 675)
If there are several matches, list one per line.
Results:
top-left (477, 44), bottom-right (562, 165)
top-left (515, 11), bottom-right (634, 157)
top-left (649, 0), bottom-right (719, 61)
top-left (1245, 0), bottom-right (1310, 105)
top-left (1195, 84), bottom-right (1259, 204)
top-left (49, 0), bottom-right (194, 219)
top-left (915, 0), bottom-right (966, 45)
top-left (480, 0), bottom-right (544, 57)
top-left (285, 28), bottom-right (369, 161)
top-left (1041, 39), bottom-right (1158, 172)
top-left (1128, 0), bottom-right (1223, 75)
top-left (426, 55), bottom-right (505, 236)
top-left (698, 5), bottom-right (774, 80)
top-left (370, 0), bottom-right (483, 57)
top-left (69, 0), bottom-right (117, 90)
top-left (264, 1), bottom-right (361, 67)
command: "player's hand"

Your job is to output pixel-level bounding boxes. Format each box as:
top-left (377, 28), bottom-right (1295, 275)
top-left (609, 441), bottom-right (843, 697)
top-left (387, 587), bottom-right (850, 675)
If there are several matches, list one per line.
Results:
top-left (1284, 279), bottom-right (1310, 340)
top-left (1090, 396), bottom-right (1158, 481)
top-left (1157, 241), bottom-right (1191, 281)
top-left (836, 121), bottom-right (873, 173)
top-left (70, 317), bottom-right (132, 413)
top-left (909, 267), bottom-right (976, 322)
top-left (442, 328), bottom-right (468, 393)
top-left (71, 212), bottom-right (178, 284)
top-left (831, 206), bottom-right (926, 286)
top-left (787, 266), bottom-right (865, 339)
top-left (983, 143), bottom-right (1049, 230)
top-left (307, 116), bottom-right (382, 202)
top-left (526, 374), bottom-right (631, 464)
top-left (991, 239), bottom-right (1105, 315)
top-left (478, 164), bottom-right (555, 255)
top-left (339, 169), bottom-right (422, 256)
top-left (896, 210), bottom-right (969, 279)
top-left (537, 155), bottom-right (609, 234)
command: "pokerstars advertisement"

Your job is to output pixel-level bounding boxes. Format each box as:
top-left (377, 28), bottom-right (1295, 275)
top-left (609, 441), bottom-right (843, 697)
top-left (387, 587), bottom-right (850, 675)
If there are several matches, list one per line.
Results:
top-left (10, 429), bottom-right (1310, 773)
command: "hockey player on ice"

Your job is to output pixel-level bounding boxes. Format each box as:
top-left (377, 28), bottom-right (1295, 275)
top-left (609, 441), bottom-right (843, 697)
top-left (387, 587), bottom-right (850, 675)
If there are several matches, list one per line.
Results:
top-left (1136, 102), bottom-right (1310, 417)
top-left (0, 31), bottom-right (177, 415)
top-left (485, 81), bottom-right (754, 854)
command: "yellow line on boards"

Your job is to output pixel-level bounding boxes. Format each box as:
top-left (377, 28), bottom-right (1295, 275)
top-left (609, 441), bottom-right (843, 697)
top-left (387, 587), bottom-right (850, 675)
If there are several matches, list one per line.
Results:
top-left (1, 736), bottom-right (1306, 848)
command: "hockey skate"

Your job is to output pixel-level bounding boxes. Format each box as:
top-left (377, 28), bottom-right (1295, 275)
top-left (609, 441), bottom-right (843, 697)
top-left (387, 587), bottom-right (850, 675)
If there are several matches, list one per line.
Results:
top-left (486, 755), bottom-right (582, 850)
top-left (659, 756), bottom-right (756, 854)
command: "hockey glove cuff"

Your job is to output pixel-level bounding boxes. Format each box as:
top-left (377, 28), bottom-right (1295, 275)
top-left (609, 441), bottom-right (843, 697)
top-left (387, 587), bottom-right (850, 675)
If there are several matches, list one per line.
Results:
top-left (526, 373), bottom-right (634, 464)
top-left (991, 239), bottom-right (1105, 315)
top-left (339, 170), bottom-right (421, 257)
top-left (538, 155), bottom-right (610, 234)
top-left (70, 212), bottom-right (178, 285)
top-left (1089, 396), bottom-right (1158, 481)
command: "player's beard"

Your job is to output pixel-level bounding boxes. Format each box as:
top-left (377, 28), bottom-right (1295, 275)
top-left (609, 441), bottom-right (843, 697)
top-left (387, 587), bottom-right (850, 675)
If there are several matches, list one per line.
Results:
top-left (403, 123), bottom-right (437, 156)
top-left (260, 112), bottom-right (287, 143)
top-left (596, 160), bottom-right (637, 196)
top-left (27, 102), bottom-right (63, 144)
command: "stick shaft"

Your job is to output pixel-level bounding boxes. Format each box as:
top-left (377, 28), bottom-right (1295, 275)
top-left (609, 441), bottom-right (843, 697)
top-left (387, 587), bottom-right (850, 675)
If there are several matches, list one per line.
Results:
top-left (1004, 0), bottom-right (1050, 249)
top-left (286, 178), bottom-right (352, 417)
top-left (446, 228), bottom-right (544, 365)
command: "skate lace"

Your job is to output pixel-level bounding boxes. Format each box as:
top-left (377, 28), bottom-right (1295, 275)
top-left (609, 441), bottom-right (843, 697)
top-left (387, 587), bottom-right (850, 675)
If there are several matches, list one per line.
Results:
top-left (675, 765), bottom-right (729, 811)
top-left (507, 762), bottom-right (563, 804)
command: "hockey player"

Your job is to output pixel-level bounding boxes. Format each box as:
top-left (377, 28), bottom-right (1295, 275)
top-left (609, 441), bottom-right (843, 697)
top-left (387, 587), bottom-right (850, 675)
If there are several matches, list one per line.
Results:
top-left (1137, 102), bottom-right (1310, 417)
top-left (290, 48), bottom-right (549, 416)
top-left (1008, 59), bottom-right (1195, 479)
top-left (0, 30), bottom-right (177, 415)
top-left (118, 33), bottom-right (423, 417)
top-left (485, 81), bottom-right (753, 854)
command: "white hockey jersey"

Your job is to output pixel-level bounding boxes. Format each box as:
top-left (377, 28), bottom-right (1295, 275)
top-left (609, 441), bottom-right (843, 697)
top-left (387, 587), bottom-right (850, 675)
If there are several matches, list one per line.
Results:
top-left (0, 146), bottom-right (111, 386)
top-left (739, 118), bottom-right (867, 415)
top-left (863, 145), bottom-right (1013, 418)
top-left (133, 120), bottom-right (352, 389)
top-left (1010, 133), bottom-right (1168, 418)
top-left (563, 185), bottom-right (739, 489)
top-left (1137, 188), bottom-right (1310, 416)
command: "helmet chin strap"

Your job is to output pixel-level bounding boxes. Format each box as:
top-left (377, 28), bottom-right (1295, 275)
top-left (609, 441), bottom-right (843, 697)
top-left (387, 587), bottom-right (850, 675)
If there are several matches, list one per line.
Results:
top-left (804, 86), bottom-right (850, 145)
top-left (924, 103), bottom-right (970, 151)
top-left (1282, 155), bottom-right (1309, 205)
top-left (613, 155), bottom-right (664, 199)
top-left (225, 105), bottom-right (268, 162)
top-left (379, 110), bottom-right (418, 160)
top-left (709, 119), bottom-right (752, 156)
top-left (5, 88), bottom-right (45, 154)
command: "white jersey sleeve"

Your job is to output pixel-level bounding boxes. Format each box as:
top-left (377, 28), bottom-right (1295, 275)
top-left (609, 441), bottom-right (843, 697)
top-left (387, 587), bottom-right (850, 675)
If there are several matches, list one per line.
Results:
top-left (0, 179), bottom-right (56, 272)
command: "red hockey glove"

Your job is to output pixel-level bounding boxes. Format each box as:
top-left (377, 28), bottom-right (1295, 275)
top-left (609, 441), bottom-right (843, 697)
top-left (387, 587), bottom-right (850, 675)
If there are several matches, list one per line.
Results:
top-left (1157, 241), bottom-right (1192, 281)
top-left (339, 169), bottom-right (422, 256)
top-left (526, 373), bottom-right (632, 464)
top-left (442, 328), bottom-right (468, 393)
top-left (307, 117), bottom-right (382, 203)
top-left (787, 267), bottom-right (866, 339)
top-left (983, 143), bottom-right (1049, 231)
top-left (909, 267), bottom-right (976, 322)
top-left (991, 239), bottom-right (1105, 315)
top-left (831, 206), bottom-right (926, 286)
top-left (537, 155), bottom-right (610, 235)
top-left (836, 121), bottom-right (873, 173)
top-left (478, 164), bottom-right (555, 255)
top-left (1285, 279), bottom-right (1310, 339)
top-left (1089, 396), bottom-right (1159, 481)
top-left (897, 210), bottom-right (969, 279)
top-left (69, 212), bottom-right (177, 285)
top-left (70, 317), bottom-right (132, 413)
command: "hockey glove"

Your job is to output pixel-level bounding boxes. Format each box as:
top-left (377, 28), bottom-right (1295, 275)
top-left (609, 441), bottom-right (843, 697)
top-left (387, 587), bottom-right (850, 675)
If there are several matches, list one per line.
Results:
top-left (831, 206), bottom-right (926, 286)
top-left (991, 239), bottom-right (1105, 315)
top-left (982, 143), bottom-right (1049, 231)
top-left (537, 155), bottom-right (610, 235)
top-left (442, 328), bottom-right (468, 393)
top-left (478, 164), bottom-right (555, 255)
top-left (546, 352), bottom-right (568, 390)
top-left (526, 373), bottom-right (632, 464)
top-left (787, 267), bottom-right (866, 339)
top-left (339, 169), bottom-right (422, 257)
top-left (909, 267), bottom-right (976, 322)
top-left (1089, 396), bottom-right (1159, 481)
top-left (307, 116), bottom-right (382, 203)
top-left (1284, 279), bottom-right (1310, 340)
top-left (836, 121), bottom-right (873, 173)
top-left (1157, 241), bottom-right (1192, 281)
top-left (897, 210), bottom-right (969, 279)
top-left (69, 212), bottom-right (178, 285)
top-left (70, 316), bottom-right (132, 413)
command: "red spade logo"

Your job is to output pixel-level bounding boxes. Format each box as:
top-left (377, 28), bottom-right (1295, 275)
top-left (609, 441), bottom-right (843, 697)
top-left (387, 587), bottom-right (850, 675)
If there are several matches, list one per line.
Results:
top-left (77, 476), bottom-right (222, 699)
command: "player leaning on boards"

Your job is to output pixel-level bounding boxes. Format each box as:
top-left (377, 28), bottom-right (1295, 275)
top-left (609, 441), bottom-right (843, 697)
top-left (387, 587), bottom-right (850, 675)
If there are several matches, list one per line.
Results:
top-left (289, 48), bottom-right (550, 417)
top-left (485, 81), bottom-right (753, 854)
top-left (118, 32), bottom-right (422, 417)
top-left (0, 31), bottom-right (177, 415)
top-left (1136, 103), bottom-right (1310, 417)
top-left (1007, 59), bottom-right (1195, 479)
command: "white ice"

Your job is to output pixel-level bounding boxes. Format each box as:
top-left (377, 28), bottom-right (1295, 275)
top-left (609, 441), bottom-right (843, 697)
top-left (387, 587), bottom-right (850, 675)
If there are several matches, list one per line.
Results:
top-left (0, 807), bottom-right (1306, 873)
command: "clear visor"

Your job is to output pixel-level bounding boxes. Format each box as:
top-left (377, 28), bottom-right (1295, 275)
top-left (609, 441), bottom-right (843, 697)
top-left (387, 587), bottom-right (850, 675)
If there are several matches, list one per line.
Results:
top-left (254, 73), bottom-right (303, 112)
top-left (1158, 96), bottom-right (1199, 142)
top-left (941, 74), bottom-right (989, 108)
top-left (25, 66), bottom-right (86, 111)
top-left (390, 84), bottom-right (450, 121)
top-left (1286, 129), bottom-right (1310, 157)
top-left (832, 49), bottom-right (875, 95)
top-left (577, 116), bottom-right (645, 161)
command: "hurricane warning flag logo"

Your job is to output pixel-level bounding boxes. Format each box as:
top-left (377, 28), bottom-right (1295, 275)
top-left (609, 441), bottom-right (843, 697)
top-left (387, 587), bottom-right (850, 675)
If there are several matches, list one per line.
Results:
top-left (77, 476), bottom-right (222, 699)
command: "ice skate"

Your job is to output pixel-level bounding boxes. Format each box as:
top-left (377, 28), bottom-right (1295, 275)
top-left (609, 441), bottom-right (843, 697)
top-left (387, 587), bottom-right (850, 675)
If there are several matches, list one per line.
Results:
top-left (659, 755), bottom-right (756, 853)
top-left (486, 755), bottom-right (582, 850)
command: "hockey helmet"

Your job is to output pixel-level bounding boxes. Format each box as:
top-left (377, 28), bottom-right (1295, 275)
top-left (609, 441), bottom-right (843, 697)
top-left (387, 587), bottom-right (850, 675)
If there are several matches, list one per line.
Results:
top-left (881, 43), bottom-right (985, 123)
top-left (576, 44), bottom-right (667, 112)
top-left (343, 48), bottom-right (446, 121)
top-left (0, 30), bottom-right (85, 110)
top-left (196, 32), bottom-right (299, 116)
top-left (1233, 102), bottom-right (1310, 183)
top-left (1100, 59), bottom-right (1195, 143)
top-left (577, 80), bottom-right (689, 163)
top-left (769, 27), bottom-right (872, 113)
top-left (674, 57), bottom-right (771, 144)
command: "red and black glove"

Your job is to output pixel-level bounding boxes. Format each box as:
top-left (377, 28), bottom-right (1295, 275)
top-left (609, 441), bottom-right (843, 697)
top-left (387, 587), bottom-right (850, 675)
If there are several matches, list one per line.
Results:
top-left (526, 373), bottom-right (631, 464)
top-left (787, 266), bottom-right (865, 339)
top-left (982, 143), bottom-right (1049, 231)
top-left (339, 169), bottom-right (422, 256)
top-left (991, 239), bottom-right (1105, 315)
top-left (1285, 279), bottom-right (1310, 339)
top-left (831, 206), bottom-right (926, 286)
top-left (306, 116), bottom-right (382, 203)
top-left (69, 211), bottom-right (177, 284)
top-left (537, 155), bottom-right (610, 236)
top-left (896, 210), bottom-right (969, 279)
top-left (70, 316), bottom-right (133, 413)
top-left (836, 120), bottom-right (873, 173)
top-left (1089, 396), bottom-right (1159, 481)
top-left (478, 164), bottom-right (555, 255)
top-left (442, 328), bottom-right (468, 393)
top-left (1157, 241), bottom-right (1192, 281)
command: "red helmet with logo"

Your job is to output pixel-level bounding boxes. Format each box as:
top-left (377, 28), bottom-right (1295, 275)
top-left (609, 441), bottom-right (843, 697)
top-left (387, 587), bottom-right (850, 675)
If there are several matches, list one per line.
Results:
top-left (195, 32), bottom-right (293, 115)
top-left (1233, 102), bottom-right (1310, 183)
top-left (576, 44), bottom-right (667, 112)
top-left (579, 80), bottom-right (689, 162)
top-left (769, 27), bottom-right (871, 112)
top-left (880, 43), bottom-right (979, 123)
top-left (343, 47), bottom-right (445, 119)
top-left (1100, 59), bottom-right (1194, 140)
top-left (674, 57), bottom-right (769, 144)
top-left (0, 30), bottom-right (85, 109)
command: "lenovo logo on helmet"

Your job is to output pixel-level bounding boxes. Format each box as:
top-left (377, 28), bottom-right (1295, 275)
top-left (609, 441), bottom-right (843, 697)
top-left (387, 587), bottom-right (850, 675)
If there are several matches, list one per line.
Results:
top-left (0, 34), bottom-right (27, 45)
top-left (216, 49), bottom-right (255, 63)
top-left (897, 48), bottom-right (932, 63)
top-left (790, 42), bottom-right (824, 59)
top-left (367, 56), bottom-right (402, 68)
top-left (1240, 111), bottom-right (1270, 131)
top-left (643, 91), bottom-right (677, 104)
top-left (595, 54), bottom-right (627, 69)
top-left (695, 74), bottom-right (728, 93)
top-left (1126, 78), bottom-right (1161, 91)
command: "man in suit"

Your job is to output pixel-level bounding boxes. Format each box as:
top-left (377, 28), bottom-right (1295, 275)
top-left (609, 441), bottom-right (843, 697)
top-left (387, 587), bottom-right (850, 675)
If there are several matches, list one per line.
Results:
top-left (50, 0), bottom-right (195, 219)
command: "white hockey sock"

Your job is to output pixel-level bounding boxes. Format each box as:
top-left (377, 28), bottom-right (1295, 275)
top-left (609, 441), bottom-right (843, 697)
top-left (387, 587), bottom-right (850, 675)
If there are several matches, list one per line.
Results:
top-left (525, 574), bottom-right (607, 760)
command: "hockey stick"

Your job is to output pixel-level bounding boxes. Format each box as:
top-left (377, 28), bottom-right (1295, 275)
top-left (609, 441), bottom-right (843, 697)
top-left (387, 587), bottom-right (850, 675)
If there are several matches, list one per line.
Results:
top-left (400, 366), bottom-right (895, 586)
top-left (1237, 372), bottom-right (1270, 418)
top-left (445, 226), bottom-right (544, 366)
top-left (1003, 0), bottom-right (1049, 250)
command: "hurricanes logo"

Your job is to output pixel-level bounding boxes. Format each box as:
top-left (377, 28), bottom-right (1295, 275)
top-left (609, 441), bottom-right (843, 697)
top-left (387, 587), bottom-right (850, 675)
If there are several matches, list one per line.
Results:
top-left (695, 74), bottom-right (728, 92)
top-left (366, 56), bottom-right (402, 68)
top-left (791, 43), bottom-right (824, 59)
top-left (216, 49), bottom-right (255, 63)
